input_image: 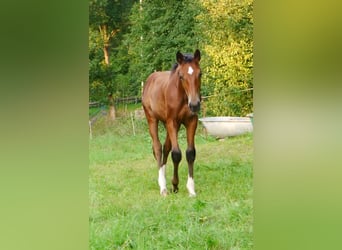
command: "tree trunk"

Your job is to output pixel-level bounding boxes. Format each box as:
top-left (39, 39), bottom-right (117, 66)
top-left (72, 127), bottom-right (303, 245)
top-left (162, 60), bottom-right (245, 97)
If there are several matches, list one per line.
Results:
top-left (103, 46), bottom-right (115, 119)
top-left (99, 25), bottom-right (117, 120)
top-left (108, 94), bottom-right (116, 121)
top-left (103, 44), bottom-right (110, 65)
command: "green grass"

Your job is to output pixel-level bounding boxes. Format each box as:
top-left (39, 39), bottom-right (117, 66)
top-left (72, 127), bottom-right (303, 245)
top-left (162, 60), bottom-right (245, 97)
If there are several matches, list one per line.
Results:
top-left (89, 114), bottom-right (253, 249)
top-left (89, 106), bottom-right (102, 118)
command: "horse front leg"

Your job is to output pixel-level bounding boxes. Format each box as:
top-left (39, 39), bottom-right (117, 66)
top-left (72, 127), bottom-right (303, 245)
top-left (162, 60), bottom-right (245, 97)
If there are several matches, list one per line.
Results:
top-left (166, 120), bottom-right (181, 193)
top-left (162, 132), bottom-right (172, 190)
top-left (185, 116), bottom-right (198, 197)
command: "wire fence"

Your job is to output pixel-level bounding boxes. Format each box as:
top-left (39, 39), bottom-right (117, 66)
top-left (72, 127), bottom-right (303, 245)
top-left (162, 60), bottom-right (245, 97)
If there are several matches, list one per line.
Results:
top-left (89, 87), bottom-right (253, 108)
top-left (89, 88), bottom-right (253, 138)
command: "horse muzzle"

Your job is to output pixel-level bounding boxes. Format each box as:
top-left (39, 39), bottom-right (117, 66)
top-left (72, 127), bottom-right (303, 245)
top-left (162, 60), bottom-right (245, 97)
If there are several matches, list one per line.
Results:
top-left (189, 100), bottom-right (201, 113)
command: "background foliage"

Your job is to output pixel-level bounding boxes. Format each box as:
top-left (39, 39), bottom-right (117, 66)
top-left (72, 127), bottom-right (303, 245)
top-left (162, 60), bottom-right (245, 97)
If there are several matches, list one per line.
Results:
top-left (89, 0), bottom-right (253, 116)
top-left (199, 0), bottom-right (253, 116)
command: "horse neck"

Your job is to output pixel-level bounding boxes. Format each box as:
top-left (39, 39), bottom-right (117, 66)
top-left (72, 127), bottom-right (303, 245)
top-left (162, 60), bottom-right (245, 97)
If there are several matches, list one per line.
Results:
top-left (169, 69), bottom-right (185, 95)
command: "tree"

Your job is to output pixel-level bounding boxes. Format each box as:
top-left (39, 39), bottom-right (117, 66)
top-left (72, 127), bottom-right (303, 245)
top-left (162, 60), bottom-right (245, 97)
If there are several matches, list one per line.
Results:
top-left (89, 0), bottom-right (136, 119)
top-left (89, 0), bottom-right (253, 118)
top-left (124, 0), bottom-right (203, 89)
top-left (198, 0), bottom-right (253, 116)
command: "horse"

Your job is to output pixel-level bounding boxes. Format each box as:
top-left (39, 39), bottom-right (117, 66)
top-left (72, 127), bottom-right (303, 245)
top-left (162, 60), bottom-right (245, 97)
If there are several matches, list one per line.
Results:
top-left (142, 49), bottom-right (201, 197)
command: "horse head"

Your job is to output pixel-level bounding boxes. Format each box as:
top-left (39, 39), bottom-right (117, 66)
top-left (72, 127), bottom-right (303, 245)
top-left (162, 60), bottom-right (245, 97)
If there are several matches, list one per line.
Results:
top-left (176, 49), bottom-right (201, 113)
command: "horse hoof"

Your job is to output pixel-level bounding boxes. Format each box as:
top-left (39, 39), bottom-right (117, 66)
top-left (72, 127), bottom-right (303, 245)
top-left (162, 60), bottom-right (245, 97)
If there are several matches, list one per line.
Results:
top-left (172, 187), bottom-right (179, 193)
top-left (188, 192), bottom-right (196, 197)
top-left (160, 189), bottom-right (168, 197)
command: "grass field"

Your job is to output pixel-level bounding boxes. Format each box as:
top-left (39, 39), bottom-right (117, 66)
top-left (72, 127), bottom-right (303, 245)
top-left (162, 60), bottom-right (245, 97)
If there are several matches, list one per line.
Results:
top-left (89, 112), bottom-right (253, 249)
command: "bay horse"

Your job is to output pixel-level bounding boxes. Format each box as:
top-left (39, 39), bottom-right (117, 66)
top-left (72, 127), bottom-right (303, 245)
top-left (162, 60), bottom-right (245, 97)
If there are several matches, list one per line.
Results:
top-left (142, 49), bottom-right (201, 197)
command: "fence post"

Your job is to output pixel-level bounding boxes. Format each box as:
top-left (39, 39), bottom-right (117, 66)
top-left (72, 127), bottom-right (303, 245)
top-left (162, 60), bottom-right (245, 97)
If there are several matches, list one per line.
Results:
top-left (130, 112), bottom-right (136, 136)
top-left (89, 120), bottom-right (92, 139)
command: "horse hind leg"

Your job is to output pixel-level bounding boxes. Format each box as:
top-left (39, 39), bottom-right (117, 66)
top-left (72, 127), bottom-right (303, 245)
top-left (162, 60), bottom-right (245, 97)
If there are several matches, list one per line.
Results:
top-left (158, 164), bottom-right (167, 197)
top-left (155, 140), bottom-right (167, 196)
top-left (147, 118), bottom-right (167, 196)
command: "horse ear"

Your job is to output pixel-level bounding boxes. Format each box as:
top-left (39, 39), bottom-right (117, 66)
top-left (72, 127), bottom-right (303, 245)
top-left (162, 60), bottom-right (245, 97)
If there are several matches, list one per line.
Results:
top-left (176, 51), bottom-right (184, 64)
top-left (194, 49), bottom-right (201, 62)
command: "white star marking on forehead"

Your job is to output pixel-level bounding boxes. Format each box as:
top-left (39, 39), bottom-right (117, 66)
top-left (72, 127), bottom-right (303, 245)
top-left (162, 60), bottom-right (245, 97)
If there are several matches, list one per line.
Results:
top-left (188, 66), bottom-right (194, 75)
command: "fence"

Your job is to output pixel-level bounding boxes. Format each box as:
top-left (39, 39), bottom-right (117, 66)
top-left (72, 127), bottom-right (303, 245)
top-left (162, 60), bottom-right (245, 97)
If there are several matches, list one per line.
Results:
top-left (115, 96), bottom-right (141, 105)
top-left (88, 90), bottom-right (253, 138)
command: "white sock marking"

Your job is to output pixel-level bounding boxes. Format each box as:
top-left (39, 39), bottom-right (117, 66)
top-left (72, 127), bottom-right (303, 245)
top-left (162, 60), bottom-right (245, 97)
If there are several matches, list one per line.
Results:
top-left (188, 66), bottom-right (194, 75)
top-left (186, 176), bottom-right (196, 197)
top-left (158, 165), bottom-right (167, 194)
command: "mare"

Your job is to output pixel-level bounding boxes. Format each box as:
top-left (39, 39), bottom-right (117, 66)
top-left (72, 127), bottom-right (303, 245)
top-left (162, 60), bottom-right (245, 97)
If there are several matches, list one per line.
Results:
top-left (142, 49), bottom-right (201, 197)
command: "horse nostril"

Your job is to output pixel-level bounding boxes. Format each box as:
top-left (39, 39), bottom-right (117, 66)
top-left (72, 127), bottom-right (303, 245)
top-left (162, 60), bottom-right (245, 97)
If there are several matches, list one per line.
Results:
top-left (189, 101), bottom-right (201, 113)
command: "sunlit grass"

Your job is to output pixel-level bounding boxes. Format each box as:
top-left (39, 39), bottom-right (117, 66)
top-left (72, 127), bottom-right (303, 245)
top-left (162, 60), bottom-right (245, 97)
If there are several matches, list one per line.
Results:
top-left (89, 113), bottom-right (253, 249)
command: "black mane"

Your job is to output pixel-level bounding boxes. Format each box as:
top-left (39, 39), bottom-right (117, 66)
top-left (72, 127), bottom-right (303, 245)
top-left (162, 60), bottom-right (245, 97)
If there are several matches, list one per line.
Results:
top-left (171, 63), bottom-right (178, 72)
top-left (171, 53), bottom-right (194, 73)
